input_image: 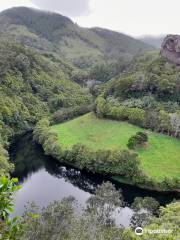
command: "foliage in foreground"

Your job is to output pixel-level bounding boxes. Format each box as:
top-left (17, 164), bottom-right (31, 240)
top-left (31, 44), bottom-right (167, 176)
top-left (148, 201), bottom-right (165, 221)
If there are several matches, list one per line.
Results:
top-left (0, 177), bottom-right (22, 240)
top-left (0, 177), bottom-right (179, 240)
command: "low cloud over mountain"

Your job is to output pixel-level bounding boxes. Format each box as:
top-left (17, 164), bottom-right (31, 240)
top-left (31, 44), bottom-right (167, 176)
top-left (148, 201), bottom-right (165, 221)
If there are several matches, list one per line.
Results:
top-left (30, 0), bottom-right (90, 17)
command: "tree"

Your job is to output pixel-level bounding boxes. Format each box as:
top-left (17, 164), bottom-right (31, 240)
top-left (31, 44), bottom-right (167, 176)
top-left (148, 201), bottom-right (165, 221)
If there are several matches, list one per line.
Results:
top-left (127, 132), bottom-right (148, 150)
top-left (0, 177), bottom-right (22, 240)
top-left (1, 177), bottom-right (178, 240)
top-left (170, 113), bottom-right (180, 137)
top-left (86, 182), bottom-right (123, 227)
top-left (144, 110), bottom-right (159, 131)
top-left (95, 96), bottom-right (107, 118)
top-left (15, 53), bottom-right (30, 73)
top-left (130, 212), bottom-right (151, 229)
top-left (20, 182), bottom-right (133, 240)
top-left (131, 197), bottom-right (160, 215)
top-left (158, 110), bottom-right (171, 134)
top-left (0, 141), bottom-right (14, 177)
top-left (22, 197), bottom-right (76, 240)
top-left (128, 108), bottom-right (145, 126)
top-left (139, 202), bottom-right (180, 240)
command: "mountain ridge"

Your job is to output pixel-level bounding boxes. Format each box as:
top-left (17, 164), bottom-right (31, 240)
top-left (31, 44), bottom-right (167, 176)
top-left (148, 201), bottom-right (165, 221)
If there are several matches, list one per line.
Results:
top-left (0, 7), bottom-right (154, 69)
top-left (139, 35), bottom-right (165, 48)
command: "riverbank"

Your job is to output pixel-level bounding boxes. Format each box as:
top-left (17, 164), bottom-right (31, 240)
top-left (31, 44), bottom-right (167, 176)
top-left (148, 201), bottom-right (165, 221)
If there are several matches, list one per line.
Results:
top-left (51, 113), bottom-right (180, 181)
top-left (112, 176), bottom-right (180, 194)
top-left (10, 132), bottom-right (179, 220)
top-left (33, 114), bottom-right (180, 193)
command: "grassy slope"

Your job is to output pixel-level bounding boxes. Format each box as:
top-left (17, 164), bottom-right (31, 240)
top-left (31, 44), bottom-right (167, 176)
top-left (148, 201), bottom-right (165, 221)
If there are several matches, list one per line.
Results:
top-left (51, 113), bottom-right (180, 181)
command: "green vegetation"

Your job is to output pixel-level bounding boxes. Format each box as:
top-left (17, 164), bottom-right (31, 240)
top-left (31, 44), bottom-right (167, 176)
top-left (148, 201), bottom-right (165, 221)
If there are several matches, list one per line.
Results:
top-left (127, 132), bottom-right (148, 149)
top-left (0, 7), bottom-right (154, 70)
top-left (95, 56), bottom-right (180, 138)
top-left (0, 177), bottom-right (22, 239)
top-left (34, 117), bottom-right (143, 185)
top-left (91, 53), bottom-right (180, 186)
top-left (51, 113), bottom-right (142, 150)
top-left (51, 113), bottom-right (180, 182)
top-left (0, 40), bottom-right (92, 177)
top-left (1, 177), bottom-right (180, 240)
top-left (0, 6), bottom-right (179, 239)
top-left (0, 143), bottom-right (13, 177)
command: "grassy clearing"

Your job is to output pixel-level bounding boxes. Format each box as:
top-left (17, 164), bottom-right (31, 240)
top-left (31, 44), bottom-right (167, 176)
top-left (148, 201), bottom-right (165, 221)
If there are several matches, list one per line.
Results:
top-left (51, 113), bottom-right (180, 181)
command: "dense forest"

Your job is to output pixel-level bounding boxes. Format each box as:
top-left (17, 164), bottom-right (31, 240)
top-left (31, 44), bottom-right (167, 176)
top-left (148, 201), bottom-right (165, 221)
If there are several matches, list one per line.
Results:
top-left (94, 52), bottom-right (180, 137)
top-left (0, 7), bottom-right (155, 177)
top-left (0, 40), bottom-right (92, 176)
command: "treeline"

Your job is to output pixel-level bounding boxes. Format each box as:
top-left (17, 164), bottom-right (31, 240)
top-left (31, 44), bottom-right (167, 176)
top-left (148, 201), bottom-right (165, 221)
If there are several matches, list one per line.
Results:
top-left (94, 96), bottom-right (180, 190)
top-left (89, 58), bottom-right (130, 82)
top-left (105, 57), bottom-right (180, 102)
top-left (33, 118), bottom-right (180, 191)
top-left (92, 54), bottom-right (180, 138)
top-left (95, 96), bottom-right (180, 138)
top-left (33, 118), bottom-right (146, 185)
top-left (51, 104), bottom-right (94, 124)
top-left (0, 142), bottom-right (13, 177)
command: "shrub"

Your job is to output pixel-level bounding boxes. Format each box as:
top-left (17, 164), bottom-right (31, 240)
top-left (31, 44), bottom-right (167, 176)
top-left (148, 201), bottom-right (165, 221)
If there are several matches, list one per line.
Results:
top-left (128, 108), bottom-right (145, 126)
top-left (95, 96), bottom-right (107, 118)
top-left (0, 177), bottom-right (23, 239)
top-left (51, 104), bottom-right (93, 124)
top-left (127, 132), bottom-right (148, 150)
top-left (0, 141), bottom-right (14, 177)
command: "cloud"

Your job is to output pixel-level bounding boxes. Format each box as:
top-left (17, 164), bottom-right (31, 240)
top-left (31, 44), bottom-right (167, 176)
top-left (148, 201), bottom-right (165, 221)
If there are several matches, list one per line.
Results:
top-left (30, 0), bottom-right (90, 17)
top-left (0, 0), bottom-right (37, 12)
top-left (73, 0), bottom-right (180, 37)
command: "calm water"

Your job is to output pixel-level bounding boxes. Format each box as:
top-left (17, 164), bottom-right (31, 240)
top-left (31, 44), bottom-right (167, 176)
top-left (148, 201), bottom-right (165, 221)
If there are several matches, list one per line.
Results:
top-left (10, 133), bottom-right (179, 227)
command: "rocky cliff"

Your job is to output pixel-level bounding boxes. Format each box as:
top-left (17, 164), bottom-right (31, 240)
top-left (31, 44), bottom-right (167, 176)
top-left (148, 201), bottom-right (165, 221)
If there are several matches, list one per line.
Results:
top-left (161, 35), bottom-right (180, 65)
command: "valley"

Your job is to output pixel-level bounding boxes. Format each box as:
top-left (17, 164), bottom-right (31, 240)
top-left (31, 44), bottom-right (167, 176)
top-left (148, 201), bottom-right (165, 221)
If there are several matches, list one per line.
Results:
top-left (0, 6), bottom-right (179, 240)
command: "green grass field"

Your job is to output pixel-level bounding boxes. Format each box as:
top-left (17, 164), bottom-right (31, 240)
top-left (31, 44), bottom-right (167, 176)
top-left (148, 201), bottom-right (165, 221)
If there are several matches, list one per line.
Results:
top-left (51, 113), bottom-right (180, 181)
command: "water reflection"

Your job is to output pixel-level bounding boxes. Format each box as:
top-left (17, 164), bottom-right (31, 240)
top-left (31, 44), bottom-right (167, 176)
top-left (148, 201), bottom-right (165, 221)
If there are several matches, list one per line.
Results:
top-left (10, 133), bottom-right (179, 226)
top-left (10, 134), bottom-right (104, 193)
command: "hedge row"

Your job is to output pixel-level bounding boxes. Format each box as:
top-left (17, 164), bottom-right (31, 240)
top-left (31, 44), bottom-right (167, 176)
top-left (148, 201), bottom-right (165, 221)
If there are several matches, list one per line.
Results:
top-left (95, 96), bottom-right (180, 138)
top-left (51, 104), bottom-right (94, 124)
top-left (33, 118), bottom-right (146, 184)
top-left (33, 118), bottom-right (180, 192)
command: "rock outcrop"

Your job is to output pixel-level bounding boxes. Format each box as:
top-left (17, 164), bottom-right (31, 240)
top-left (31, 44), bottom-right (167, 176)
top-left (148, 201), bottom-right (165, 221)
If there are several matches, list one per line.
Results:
top-left (161, 35), bottom-right (180, 65)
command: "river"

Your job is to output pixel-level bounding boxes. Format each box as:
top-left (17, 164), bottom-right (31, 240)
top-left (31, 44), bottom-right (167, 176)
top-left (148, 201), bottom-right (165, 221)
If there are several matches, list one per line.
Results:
top-left (10, 133), bottom-right (179, 227)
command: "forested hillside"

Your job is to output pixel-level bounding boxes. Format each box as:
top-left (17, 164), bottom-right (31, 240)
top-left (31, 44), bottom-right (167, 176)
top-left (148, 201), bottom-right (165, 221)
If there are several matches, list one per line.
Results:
top-left (0, 40), bottom-right (92, 175)
top-left (95, 51), bottom-right (180, 137)
top-left (0, 7), bottom-right (156, 175)
top-left (0, 6), bottom-right (179, 240)
top-left (0, 7), bottom-right (154, 69)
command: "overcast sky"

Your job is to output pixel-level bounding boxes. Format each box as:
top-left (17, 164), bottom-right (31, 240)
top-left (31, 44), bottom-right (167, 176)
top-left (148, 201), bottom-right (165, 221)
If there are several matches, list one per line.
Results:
top-left (0, 0), bottom-right (179, 37)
